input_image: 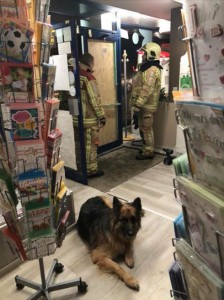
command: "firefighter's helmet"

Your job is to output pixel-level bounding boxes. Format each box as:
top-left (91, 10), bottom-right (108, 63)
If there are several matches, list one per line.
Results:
top-left (141, 43), bottom-right (161, 60)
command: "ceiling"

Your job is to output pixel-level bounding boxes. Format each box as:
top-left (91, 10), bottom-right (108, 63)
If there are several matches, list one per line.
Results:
top-left (50, 0), bottom-right (182, 30)
top-left (88, 0), bottom-right (182, 22)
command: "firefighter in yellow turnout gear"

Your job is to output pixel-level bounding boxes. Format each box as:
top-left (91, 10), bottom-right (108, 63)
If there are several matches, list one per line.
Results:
top-left (130, 42), bottom-right (162, 160)
top-left (73, 53), bottom-right (106, 177)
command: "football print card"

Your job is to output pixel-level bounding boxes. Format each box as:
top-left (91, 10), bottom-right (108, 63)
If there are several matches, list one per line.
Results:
top-left (0, 19), bottom-right (33, 63)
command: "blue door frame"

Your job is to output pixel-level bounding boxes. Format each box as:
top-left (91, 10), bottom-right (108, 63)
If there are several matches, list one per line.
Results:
top-left (53, 20), bottom-right (123, 184)
top-left (78, 26), bottom-right (123, 154)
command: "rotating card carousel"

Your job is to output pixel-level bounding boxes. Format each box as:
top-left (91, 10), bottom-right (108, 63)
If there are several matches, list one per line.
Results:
top-left (0, 0), bottom-right (87, 298)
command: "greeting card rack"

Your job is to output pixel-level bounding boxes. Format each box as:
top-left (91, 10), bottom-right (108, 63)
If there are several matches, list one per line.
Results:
top-left (170, 238), bottom-right (189, 300)
top-left (173, 183), bottom-right (224, 282)
top-left (0, 0), bottom-right (88, 298)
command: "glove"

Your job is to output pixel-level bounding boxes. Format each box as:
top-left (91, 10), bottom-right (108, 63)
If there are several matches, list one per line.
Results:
top-left (99, 117), bottom-right (106, 127)
top-left (132, 112), bottom-right (139, 129)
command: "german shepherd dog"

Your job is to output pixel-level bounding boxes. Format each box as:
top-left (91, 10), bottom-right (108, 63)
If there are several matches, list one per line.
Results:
top-left (77, 195), bottom-right (143, 290)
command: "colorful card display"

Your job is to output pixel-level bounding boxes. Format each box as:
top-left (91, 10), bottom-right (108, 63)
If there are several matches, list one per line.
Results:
top-left (10, 102), bottom-right (41, 141)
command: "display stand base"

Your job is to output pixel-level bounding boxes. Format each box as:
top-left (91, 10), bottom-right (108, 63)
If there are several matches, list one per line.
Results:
top-left (15, 257), bottom-right (87, 300)
top-left (123, 134), bottom-right (135, 141)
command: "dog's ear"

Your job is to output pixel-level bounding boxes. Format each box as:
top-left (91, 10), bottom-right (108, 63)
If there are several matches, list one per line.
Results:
top-left (132, 197), bottom-right (144, 216)
top-left (113, 196), bottom-right (122, 216)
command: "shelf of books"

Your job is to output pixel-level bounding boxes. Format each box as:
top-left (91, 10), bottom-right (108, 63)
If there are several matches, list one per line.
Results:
top-left (169, 1), bottom-right (224, 300)
top-left (0, 0), bottom-right (86, 297)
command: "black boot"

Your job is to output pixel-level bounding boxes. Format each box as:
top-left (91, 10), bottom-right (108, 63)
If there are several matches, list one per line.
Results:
top-left (87, 169), bottom-right (104, 178)
top-left (136, 152), bottom-right (154, 160)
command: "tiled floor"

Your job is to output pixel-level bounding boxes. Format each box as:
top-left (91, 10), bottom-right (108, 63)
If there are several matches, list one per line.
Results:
top-left (0, 162), bottom-right (181, 299)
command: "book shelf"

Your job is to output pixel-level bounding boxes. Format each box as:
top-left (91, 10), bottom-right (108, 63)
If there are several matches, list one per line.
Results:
top-left (0, 0), bottom-right (87, 297)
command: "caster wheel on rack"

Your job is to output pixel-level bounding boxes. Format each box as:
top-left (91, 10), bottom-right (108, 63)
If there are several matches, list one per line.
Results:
top-left (78, 279), bottom-right (88, 293)
top-left (54, 262), bottom-right (64, 274)
top-left (15, 276), bottom-right (24, 290)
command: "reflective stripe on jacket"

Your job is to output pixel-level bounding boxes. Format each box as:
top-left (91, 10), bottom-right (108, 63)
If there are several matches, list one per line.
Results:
top-left (73, 64), bottom-right (105, 128)
top-left (130, 66), bottom-right (161, 113)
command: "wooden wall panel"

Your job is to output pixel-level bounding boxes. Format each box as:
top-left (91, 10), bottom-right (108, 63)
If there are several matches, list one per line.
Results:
top-left (88, 39), bottom-right (118, 146)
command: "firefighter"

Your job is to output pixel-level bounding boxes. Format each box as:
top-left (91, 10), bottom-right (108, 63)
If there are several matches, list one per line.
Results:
top-left (73, 53), bottom-right (106, 177)
top-left (130, 42), bottom-right (162, 160)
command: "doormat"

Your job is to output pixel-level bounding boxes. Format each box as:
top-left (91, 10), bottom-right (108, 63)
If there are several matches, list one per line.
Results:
top-left (88, 146), bottom-right (164, 193)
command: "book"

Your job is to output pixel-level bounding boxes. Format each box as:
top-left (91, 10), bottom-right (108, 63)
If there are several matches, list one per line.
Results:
top-left (35, 22), bottom-right (52, 66)
top-left (43, 98), bottom-right (59, 142)
top-left (54, 184), bottom-right (67, 226)
top-left (0, 0), bottom-right (28, 20)
top-left (35, 0), bottom-right (50, 23)
top-left (51, 160), bottom-right (65, 201)
top-left (0, 19), bottom-right (33, 63)
top-left (0, 169), bottom-right (18, 208)
top-left (2, 226), bottom-right (27, 260)
top-left (1, 62), bottom-right (34, 103)
top-left (46, 128), bottom-right (62, 168)
top-left (41, 63), bottom-right (56, 100)
top-left (15, 139), bottom-right (46, 174)
top-left (10, 102), bottom-right (41, 141)
top-left (0, 103), bottom-right (16, 171)
top-left (56, 210), bottom-right (70, 247)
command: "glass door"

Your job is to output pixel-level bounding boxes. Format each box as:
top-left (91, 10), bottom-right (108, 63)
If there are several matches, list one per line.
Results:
top-left (78, 27), bottom-right (122, 154)
top-left (53, 20), bottom-right (87, 184)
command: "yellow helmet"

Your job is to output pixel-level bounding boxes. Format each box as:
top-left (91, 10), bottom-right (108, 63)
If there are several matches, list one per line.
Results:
top-left (141, 42), bottom-right (161, 60)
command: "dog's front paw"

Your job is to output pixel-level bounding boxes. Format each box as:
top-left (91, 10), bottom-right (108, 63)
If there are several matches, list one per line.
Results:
top-left (125, 256), bottom-right (134, 268)
top-left (126, 277), bottom-right (140, 291)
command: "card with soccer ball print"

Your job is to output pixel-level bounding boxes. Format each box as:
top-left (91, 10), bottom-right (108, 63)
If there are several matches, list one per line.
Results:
top-left (0, 19), bottom-right (34, 63)
top-left (0, 62), bottom-right (34, 103)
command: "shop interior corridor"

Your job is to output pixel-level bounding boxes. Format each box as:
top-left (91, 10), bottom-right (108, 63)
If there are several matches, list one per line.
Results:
top-left (0, 161), bottom-right (181, 300)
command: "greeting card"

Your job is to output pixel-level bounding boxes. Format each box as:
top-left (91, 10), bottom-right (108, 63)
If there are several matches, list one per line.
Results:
top-left (10, 102), bottom-right (41, 140)
top-left (1, 62), bottom-right (33, 103)
top-left (35, 22), bottom-right (52, 66)
top-left (41, 63), bottom-right (56, 100)
top-left (0, 0), bottom-right (28, 20)
top-left (35, 0), bottom-right (50, 23)
top-left (0, 19), bottom-right (33, 63)
top-left (15, 139), bottom-right (46, 174)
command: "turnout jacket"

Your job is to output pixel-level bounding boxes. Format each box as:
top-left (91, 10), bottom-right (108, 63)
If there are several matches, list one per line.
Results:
top-left (130, 64), bottom-right (161, 114)
top-left (73, 63), bottom-right (105, 128)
